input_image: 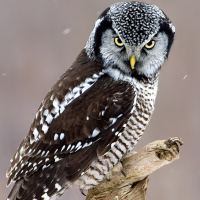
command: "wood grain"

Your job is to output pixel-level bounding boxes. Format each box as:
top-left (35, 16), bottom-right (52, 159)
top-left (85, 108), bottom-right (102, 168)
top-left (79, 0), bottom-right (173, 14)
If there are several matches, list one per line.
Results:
top-left (86, 137), bottom-right (183, 200)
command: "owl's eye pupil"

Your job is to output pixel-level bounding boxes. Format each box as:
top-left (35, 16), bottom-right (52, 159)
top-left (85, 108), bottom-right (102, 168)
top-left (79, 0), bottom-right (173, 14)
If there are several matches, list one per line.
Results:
top-left (147, 41), bottom-right (153, 46)
top-left (144, 40), bottom-right (155, 49)
top-left (114, 37), bottom-right (124, 47)
top-left (117, 38), bottom-right (122, 44)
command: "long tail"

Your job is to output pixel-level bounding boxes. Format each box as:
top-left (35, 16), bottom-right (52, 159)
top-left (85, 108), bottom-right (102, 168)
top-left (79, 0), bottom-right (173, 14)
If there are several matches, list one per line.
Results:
top-left (7, 161), bottom-right (69, 200)
top-left (7, 143), bottom-right (98, 200)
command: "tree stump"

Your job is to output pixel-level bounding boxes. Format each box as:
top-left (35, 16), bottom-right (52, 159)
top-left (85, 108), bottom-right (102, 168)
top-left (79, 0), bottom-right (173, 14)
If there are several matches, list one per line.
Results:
top-left (86, 137), bottom-right (183, 200)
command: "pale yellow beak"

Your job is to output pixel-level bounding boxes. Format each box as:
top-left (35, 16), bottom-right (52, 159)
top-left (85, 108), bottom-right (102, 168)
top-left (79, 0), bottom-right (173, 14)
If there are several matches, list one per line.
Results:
top-left (130, 54), bottom-right (136, 70)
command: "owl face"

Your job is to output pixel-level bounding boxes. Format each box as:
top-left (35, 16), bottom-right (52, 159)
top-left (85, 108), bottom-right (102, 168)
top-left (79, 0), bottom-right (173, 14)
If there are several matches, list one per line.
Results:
top-left (85, 2), bottom-right (175, 79)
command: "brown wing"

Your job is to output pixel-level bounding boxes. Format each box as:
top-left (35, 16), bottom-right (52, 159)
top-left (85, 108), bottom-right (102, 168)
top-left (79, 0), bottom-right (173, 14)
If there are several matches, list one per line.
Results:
top-left (6, 49), bottom-right (103, 184)
top-left (7, 50), bottom-right (136, 188)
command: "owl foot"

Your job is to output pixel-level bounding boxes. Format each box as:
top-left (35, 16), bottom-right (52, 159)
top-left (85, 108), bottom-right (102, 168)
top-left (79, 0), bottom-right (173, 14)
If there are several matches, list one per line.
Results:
top-left (105, 161), bottom-right (125, 182)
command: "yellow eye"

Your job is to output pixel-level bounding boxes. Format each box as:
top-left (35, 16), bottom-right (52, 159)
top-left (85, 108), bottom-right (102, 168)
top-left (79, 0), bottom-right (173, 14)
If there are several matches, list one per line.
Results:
top-left (145, 40), bottom-right (156, 49)
top-left (114, 37), bottom-right (124, 47)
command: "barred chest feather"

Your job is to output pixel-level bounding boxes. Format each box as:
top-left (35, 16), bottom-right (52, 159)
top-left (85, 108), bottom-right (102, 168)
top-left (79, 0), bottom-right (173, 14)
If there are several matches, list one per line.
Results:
top-left (75, 74), bottom-right (159, 190)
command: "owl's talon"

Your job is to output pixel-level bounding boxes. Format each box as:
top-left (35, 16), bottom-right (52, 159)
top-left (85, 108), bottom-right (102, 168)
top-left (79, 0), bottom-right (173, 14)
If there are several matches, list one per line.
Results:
top-left (121, 169), bottom-right (126, 177)
top-left (105, 171), bottom-right (111, 181)
top-left (80, 189), bottom-right (86, 196)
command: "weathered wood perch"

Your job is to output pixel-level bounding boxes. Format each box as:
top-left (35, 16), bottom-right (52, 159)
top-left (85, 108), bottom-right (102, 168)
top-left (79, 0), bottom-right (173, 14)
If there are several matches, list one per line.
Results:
top-left (86, 137), bottom-right (183, 200)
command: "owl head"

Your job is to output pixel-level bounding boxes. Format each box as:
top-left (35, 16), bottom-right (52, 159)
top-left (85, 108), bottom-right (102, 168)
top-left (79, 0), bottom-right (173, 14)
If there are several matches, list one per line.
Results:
top-left (85, 2), bottom-right (175, 80)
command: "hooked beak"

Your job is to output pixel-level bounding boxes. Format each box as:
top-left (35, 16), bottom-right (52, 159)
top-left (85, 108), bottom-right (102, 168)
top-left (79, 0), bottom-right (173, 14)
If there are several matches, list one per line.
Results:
top-left (130, 54), bottom-right (136, 70)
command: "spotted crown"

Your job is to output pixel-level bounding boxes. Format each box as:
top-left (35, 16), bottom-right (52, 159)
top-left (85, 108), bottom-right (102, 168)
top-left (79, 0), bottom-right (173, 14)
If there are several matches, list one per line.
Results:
top-left (109, 2), bottom-right (173, 46)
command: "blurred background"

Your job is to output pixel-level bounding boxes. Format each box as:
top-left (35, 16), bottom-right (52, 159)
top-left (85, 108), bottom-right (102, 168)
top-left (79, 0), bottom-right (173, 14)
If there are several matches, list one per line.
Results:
top-left (0, 0), bottom-right (199, 199)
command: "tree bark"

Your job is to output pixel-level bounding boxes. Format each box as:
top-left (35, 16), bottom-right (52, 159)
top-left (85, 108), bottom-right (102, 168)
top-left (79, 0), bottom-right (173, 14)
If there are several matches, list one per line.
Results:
top-left (86, 137), bottom-right (183, 200)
